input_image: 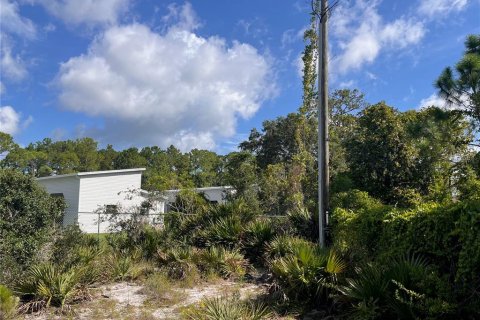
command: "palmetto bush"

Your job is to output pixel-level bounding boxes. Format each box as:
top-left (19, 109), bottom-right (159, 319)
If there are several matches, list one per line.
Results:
top-left (106, 248), bottom-right (148, 281)
top-left (201, 216), bottom-right (244, 249)
top-left (0, 284), bottom-right (19, 320)
top-left (265, 235), bottom-right (313, 260)
top-left (242, 219), bottom-right (275, 263)
top-left (170, 199), bottom-right (258, 248)
top-left (287, 208), bottom-right (317, 240)
top-left (195, 246), bottom-right (247, 279)
top-left (338, 254), bottom-right (432, 319)
top-left (184, 293), bottom-right (271, 320)
top-left (18, 264), bottom-right (79, 308)
top-left (269, 242), bottom-right (346, 304)
top-left (158, 246), bottom-right (198, 280)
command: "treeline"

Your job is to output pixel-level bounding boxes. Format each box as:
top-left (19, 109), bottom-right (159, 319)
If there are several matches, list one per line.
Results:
top-left (0, 133), bottom-right (227, 190)
top-left (1, 86), bottom-right (478, 211)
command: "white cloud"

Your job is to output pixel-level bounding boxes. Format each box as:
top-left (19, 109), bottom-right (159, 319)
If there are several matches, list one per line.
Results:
top-left (331, 0), bottom-right (425, 74)
top-left (417, 93), bottom-right (446, 109)
top-left (418, 0), bottom-right (468, 18)
top-left (339, 80), bottom-right (356, 88)
top-left (161, 2), bottom-right (200, 31)
top-left (0, 38), bottom-right (28, 81)
top-left (0, 105), bottom-right (32, 135)
top-left (43, 22), bottom-right (56, 32)
top-left (365, 71), bottom-right (377, 80)
top-left (0, 0), bottom-right (37, 39)
top-left (0, 1), bottom-right (36, 84)
top-left (38, 0), bottom-right (129, 26)
top-left (55, 6), bottom-right (275, 151)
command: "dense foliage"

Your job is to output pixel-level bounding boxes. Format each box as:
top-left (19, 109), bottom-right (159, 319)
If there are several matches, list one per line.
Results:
top-left (0, 15), bottom-right (479, 318)
top-left (0, 169), bottom-right (65, 285)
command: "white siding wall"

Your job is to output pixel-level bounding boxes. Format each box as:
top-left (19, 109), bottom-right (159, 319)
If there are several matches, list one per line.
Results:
top-left (37, 176), bottom-right (80, 227)
top-left (78, 172), bottom-right (144, 233)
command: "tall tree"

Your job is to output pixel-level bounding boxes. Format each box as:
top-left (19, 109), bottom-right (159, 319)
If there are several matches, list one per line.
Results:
top-left (436, 34), bottom-right (480, 125)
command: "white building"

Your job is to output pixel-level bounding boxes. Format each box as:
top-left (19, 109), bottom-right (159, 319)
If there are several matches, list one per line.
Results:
top-left (163, 186), bottom-right (234, 209)
top-left (36, 168), bottom-right (164, 233)
top-left (37, 168), bottom-right (233, 233)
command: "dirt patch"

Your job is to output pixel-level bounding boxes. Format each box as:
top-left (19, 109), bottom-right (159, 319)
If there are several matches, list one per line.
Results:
top-left (20, 280), bottom-right (266, 319)
top-left (100, 282), bottom-right (147, 307)
top-left (151, 281), bottom-right (264, 319)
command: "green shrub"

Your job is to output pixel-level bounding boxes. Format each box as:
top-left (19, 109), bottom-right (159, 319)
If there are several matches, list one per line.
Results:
top-left (332, 190), bottom-right (480, 316)
top-left (0, 284), bottom-right (19, 320)
top-left (242, 219), bottom-right (275, 264)
top-left (0, 169), bottom-right (65, 284)
top-left (158, 247), bottom-right (199, 280)
top-left (338, 254), bottom-right (439, 319)
top-left (105, 249), bottom-right (148, 281)
top-left (195, 246), bottom-right (247, 279)
top-left (166, 199), bottom-right (257, 248)
top-left (286, 208), bottom-right (316, 240)
top-left (265, 235), bottom-right (313, 260)
top-left (183, 293), bottom-right (271, 320)
top-left (18, 264), bottom-right (79, 308)
top-left (51, 226), bottom-right (97, 267)
top-left (202, 216), bottom-right (244, 249)
top-left (269, 243), bottom-right (345, 305)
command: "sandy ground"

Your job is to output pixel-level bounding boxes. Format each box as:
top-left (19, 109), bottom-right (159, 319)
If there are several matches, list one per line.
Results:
top-left (21, 280), bottom-right (266, 320)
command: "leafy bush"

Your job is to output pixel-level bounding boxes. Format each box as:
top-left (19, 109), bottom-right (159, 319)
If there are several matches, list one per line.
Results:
top-left (0, 169), bottom-right (65, 284)
top-left (332, 189), bottom-right (480, 317)
top-left (202, 216), bottom-right (244, 249)
top-left (0, 284), bottom-right (19, 320)
top-left (106, 249), bottom-right (148, 281)
top-left (18, 264), bottom-right (79, 308)
top-left (195, 246), bottom-right (247, 279)
top-left (338, 254), bottom-right (438, 319)
top-left (51, 225), bottom-right (98, 269)
top-left (242, 219), bottom-right (276, 263)
top-left (167, 198), bottom-right (257, 248)
top-left (286, 208), bottom-right (317, 240)
top-left (157, 247), bottom-right (199, 280)
top-left (265, 235), bottom-right (313, 260)
top-left (269, 242), bottom-right (346, 305)
top-left (184, 293), bottom-right (271, 320)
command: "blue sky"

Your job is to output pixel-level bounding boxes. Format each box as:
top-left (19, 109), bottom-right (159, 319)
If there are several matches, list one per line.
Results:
top-left (1, 0), bottom-right (479, 153)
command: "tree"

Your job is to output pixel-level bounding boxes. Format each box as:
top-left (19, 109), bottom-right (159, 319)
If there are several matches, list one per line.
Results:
top-left (98, 144), bottom-right (118, 170)
top-left (74, 138), bottom-right (99, 172)
top-left (345, 103), bottom-right (473, 205)
top-left (346, 103), bottom-right (417, 204)
top-left (0, 132), bottom-right (16, 157)
top-left (436, 34), bottom-right (480, 125)
top-left (0, 169), bottom-right (65, 284)
top-left (188, 149), bottom-right (223, 187)
top-left (113, 147), bottom-right (147, 169)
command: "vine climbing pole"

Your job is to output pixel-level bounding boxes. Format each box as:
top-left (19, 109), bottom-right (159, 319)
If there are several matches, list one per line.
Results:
top-left (317, 0), bottom-right (329, 247)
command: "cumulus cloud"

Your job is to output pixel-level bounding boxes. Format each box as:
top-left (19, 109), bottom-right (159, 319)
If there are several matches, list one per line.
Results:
top-left (0, 106), bottom-right (32, 135)
top-left (38, 0), bottom-right (129, 26)
top-left (330, 0), bottom-right (425, 74)
top-left (55, 5), bottom-right (275, 151)
top-left (1, 38), bottom-right (28, 81)
top-left (0, 0), bottom-right (37, 39)
top-left (0, 0), bottom-right (36, 86)
top-left (417, 93), bottom-right (446, 109)
top-left (161, 2), bottom-right (200, 31)
top-left (418, 0), bottom-right (468, 18)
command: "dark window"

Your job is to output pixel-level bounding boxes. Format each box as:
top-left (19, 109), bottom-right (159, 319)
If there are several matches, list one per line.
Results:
top-left (51, 193), bottom-right (64, 198)
top-left (105, 205), bottom-right (119, 214)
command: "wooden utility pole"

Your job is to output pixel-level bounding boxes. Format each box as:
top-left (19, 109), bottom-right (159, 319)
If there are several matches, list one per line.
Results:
top-left (317, 0), bottom-right (329, 247)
